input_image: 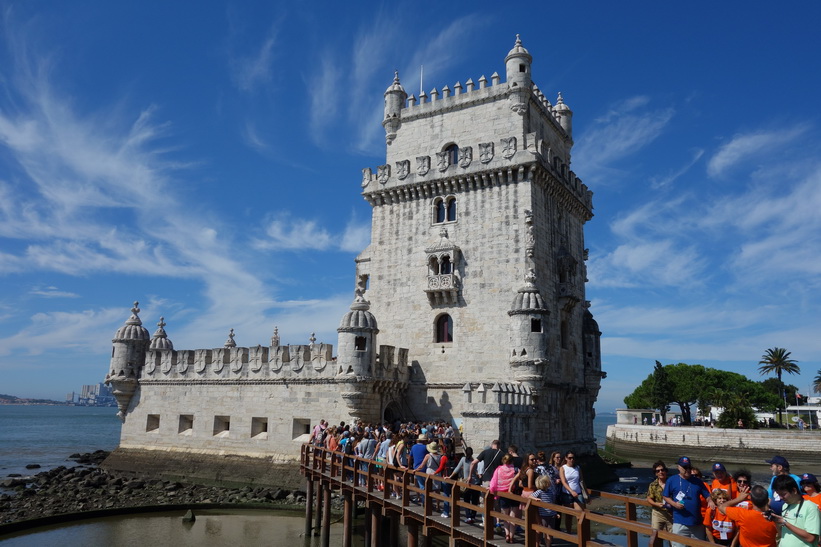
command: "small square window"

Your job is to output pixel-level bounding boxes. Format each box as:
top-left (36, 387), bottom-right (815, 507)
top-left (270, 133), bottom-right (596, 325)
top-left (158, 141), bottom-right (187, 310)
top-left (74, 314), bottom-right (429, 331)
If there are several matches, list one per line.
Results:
top-left (146, 414), bottom-right (160, 432)
top-left (178, 414), bottom-right (193, 435)
top-left (292, 418), bottom-right (311, 440)
top-left (213, 415), bottom-right (230, 437)
top-left (252, 417), bottom-right (268, 439)
top-left (354, 336), bottom-right (367, 351)
top-left (531, 319), bottom-right (542, 333)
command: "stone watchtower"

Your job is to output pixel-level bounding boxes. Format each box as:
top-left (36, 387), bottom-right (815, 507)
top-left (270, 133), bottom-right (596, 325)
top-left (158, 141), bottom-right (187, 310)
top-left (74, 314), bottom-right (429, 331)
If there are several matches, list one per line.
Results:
top-left (357, 36), bottom-right (604, 454)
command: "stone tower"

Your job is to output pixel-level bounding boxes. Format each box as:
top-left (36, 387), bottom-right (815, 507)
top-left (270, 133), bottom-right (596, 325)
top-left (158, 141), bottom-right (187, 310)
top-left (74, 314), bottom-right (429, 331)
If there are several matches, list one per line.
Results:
top-left (357, 36), bottom-right (604, 454)
top-left (105, 302), bottom-right (150, 419)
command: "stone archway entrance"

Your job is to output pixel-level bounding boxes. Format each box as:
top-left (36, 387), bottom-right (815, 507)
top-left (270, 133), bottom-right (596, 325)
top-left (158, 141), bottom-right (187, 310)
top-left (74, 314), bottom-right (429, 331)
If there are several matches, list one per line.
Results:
top-left (383, 401), bottom-right (402, 423)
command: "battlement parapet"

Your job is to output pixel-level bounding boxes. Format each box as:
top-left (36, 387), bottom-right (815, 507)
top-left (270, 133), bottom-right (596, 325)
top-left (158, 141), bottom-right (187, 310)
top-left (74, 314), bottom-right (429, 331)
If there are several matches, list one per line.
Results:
top-left (141, 342), bottom-right (336, 381)
top-left (459, 381), bottom-right (535, 413)
top-left (400, 75), bottom-right (565, 137)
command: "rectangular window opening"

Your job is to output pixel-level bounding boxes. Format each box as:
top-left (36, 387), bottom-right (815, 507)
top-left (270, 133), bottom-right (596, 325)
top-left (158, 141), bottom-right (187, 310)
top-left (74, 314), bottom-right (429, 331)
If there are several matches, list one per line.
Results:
top-left (146, 414), bottom-right (160, 432)
top-left (531, 319), bottom-right (542, 333)
top-left (251, 417), bottom-right (268, 440)
top-left (213, 415), bottom-right (231, 437)
top-left (178, 414), bottom-right (194, 435)
top-left (354, 336), bottom-right (367, 351)
top-left (292, 418), bottom-right (311, 440)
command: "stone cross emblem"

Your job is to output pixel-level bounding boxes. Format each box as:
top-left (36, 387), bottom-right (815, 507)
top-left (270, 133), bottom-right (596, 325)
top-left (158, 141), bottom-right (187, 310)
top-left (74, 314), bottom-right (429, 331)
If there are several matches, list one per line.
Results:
top-left (436, 151), bottom-right (449, 172)
top-left (502, 137), bottom-right (517, 159)
top-left (416, 156), bottom-right (430, 176)
top-left (479, 142), bottom-right (494, 163)
top-left (396, 160), bottom-right (410, 180)
top-left (458, 146), bottom-right (472, 168)
top-left (377, 164), bottom-right (390, 184)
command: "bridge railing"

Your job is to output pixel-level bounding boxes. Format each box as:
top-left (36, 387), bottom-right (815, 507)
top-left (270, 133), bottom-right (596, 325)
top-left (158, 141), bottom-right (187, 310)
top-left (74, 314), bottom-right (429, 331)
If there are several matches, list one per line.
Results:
top-left (301, 444), bottom-right (716, 547)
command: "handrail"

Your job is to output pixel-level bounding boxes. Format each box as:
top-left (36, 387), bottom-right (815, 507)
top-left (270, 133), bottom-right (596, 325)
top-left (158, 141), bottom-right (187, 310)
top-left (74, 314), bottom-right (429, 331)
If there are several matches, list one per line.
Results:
top-left (301, 444), bottom-right (716, 547)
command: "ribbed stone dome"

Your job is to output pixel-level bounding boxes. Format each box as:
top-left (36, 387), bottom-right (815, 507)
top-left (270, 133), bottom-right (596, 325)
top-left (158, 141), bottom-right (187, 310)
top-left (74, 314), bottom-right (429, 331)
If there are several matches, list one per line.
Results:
top-left (113, 302), bottom-right (150, 341)
top-left (385, 71), bottom-right (405, 94)
top-left (338, 294), bottom-right (379, 332)
top-left (505, 35), bottom-right (532, 63)
top-left (149, 317), bottom-right (174, 350)
top-left (584, 309), bottom-right (600, 334)
top-left (508, 270), bottom-right (549, 315)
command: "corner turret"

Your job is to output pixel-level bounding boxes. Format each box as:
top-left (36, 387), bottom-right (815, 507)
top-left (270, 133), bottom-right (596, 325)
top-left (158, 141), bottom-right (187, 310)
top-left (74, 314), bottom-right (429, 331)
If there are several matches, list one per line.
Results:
top-left (105, 302), bottom-right (150, 420)
top-left (336, 290), bottom-right (379, 376)
top-left (553, 92), bottom-right (573, 139)
top-left (383, 71), bottom-right (407, 145)
top-left (505, 34), bottom-right (532, 90)
top-left (508, 270), bottom-right (550, 390)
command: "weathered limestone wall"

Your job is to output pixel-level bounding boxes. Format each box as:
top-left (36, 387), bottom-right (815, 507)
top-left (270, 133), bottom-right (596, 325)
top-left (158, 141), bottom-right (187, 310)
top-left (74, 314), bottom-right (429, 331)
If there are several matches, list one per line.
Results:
top-left (606, 424), bottom-right (821, 467)
top-left (119, 381), bottom-right (355, 460)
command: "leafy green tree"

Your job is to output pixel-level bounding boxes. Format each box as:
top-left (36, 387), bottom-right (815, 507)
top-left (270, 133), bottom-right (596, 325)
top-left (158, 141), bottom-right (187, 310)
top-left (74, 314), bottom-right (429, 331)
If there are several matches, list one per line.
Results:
top-left (650, 361), bottom-right (672, 422)
top-left (665, 363), bottom-right (710, 424)
top-left (714, 389), bottom-right (757, 429)
top-left (758, 348), bottom-right (800, 423)
top-left (624, 377), bottom-right (653, 409)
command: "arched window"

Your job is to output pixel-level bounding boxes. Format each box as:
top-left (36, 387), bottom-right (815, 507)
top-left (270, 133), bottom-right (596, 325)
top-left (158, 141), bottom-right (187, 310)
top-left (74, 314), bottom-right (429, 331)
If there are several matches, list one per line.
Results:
top-left (446, 144), bottom-right (459, 166)
top-left (560, 320), bottom-right (568, 349)
top-left (428, 256), bottom-right (440, 275)
top-left (435, 314), bottom-right (453, 343)
top-left (446, 197), bottom-right (457, 222)
top-left (435, 198), bottom-right (446, 223)
top-left (440, 255), bottom-right (452, 274)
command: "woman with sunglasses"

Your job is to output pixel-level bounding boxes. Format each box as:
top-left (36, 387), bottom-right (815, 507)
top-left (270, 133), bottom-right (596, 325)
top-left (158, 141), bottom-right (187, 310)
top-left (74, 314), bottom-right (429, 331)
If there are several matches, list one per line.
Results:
top-left (648, 461), bottom-right (673, 534)
top-left (559, 451), bottom-right (586, 533)
top-left (732, 471), bottom-right (752, 509)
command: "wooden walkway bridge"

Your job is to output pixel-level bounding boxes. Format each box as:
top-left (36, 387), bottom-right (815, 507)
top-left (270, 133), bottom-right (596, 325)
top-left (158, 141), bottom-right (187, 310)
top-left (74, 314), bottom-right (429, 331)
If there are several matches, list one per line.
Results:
top-left (300, 444), bottom-right (716, 547)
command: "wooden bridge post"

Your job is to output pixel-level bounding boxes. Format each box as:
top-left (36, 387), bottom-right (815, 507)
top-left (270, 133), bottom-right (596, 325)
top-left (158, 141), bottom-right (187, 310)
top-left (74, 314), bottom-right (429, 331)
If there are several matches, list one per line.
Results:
top-left (407, 522), bottom-right (419, 547)
top-left (314, 479), bottom-right (323, 533)
top-left (363, 506), bottom-right (372, 547)
top-left (304, 478), bottom-right (314, 537)
top-left (320, 484), bottom-right (332, 547)
top-left (342, 490), bottom-right (353, 547)
top-left (626, 499), bottom-right (639, 547)
top-left (370, 505), bottom-right (381, 546)
top-left (389, 512), bottom-right (400, 545)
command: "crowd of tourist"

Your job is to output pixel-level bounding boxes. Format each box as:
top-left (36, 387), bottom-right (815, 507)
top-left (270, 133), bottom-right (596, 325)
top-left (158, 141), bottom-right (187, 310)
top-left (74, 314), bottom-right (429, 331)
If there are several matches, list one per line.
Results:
top-left (647, 454), bottom-right (820, 547)
top-left (308, 418), bottom-right (586, 545)
top-left (309, 420), bottom-right (820, 547)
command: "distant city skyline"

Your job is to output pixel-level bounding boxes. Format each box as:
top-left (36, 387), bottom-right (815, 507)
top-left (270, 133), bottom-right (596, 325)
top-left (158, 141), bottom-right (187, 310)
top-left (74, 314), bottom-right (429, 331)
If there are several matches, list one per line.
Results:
top-left (1, 2), bottom-right (820, 412)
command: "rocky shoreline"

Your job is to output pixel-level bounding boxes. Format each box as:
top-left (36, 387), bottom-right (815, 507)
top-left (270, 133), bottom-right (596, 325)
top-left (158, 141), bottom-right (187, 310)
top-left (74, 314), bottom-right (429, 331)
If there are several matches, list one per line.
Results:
top-left (1, 451), bottom-right (312, 528)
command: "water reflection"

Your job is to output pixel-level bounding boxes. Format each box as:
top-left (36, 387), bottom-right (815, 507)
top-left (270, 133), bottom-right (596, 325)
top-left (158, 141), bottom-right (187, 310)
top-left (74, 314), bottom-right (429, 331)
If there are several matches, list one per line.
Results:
top-left (0, 509), bottom-right (345, 547)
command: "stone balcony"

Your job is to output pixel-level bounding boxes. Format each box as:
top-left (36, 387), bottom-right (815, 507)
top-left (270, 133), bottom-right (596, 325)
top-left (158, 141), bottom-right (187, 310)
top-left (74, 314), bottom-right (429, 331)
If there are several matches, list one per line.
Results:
top-left (425, 274), bottom-right (459, 306)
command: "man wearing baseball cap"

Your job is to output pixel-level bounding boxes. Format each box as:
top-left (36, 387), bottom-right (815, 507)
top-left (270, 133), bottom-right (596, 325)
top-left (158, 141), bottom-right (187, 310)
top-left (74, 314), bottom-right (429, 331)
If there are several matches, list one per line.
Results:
top-left (709, 463), bottom-right (738, 499)
top-left (766, 456), bottom-right (802, 515)
top-left (800, 473), bottom-right (821, 511)
top-left (663, 456), bottom-right (711, 547)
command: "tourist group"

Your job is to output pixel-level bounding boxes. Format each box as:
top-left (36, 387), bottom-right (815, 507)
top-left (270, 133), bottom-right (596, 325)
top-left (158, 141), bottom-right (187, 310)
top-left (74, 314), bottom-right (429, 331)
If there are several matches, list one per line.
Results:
top-left (647, 455), bottom-right (820, 547)
top-left (310, 419), bottom-right (590, 546)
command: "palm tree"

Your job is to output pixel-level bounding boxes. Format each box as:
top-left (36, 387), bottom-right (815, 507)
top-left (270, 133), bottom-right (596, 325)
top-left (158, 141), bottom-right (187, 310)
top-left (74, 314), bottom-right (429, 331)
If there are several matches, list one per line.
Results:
top-left (814, 369), bottom-right (821, 394)
top-left (758, 347), bottom-right (800, 424)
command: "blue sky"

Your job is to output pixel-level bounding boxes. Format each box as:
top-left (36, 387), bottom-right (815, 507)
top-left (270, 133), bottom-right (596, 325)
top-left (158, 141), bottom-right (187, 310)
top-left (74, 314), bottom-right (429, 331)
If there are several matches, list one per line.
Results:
top-left (1, 2), bottom-right (820, 412)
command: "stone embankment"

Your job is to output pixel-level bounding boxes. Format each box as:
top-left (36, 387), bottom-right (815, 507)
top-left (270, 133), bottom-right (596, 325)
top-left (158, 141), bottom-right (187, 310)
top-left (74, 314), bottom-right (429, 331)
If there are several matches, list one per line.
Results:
top-left (0, 451), bottom-right (310, 528)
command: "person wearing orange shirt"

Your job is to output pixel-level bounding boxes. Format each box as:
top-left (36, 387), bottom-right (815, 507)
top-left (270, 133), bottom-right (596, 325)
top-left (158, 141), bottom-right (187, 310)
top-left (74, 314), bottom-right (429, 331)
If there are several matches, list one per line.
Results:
top-left (710, 463), bottom-right (739, 499)
top-left (705, 488), bottom-right (737, 546)
top-left (720, 485), bottom-right (778, 547)
top-left (800, 473), bottom-right (821, 511)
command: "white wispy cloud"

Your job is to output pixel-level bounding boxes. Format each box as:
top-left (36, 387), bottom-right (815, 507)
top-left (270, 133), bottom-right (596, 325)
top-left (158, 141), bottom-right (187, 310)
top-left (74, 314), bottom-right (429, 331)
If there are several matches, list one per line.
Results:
top-left (29, 286), bottom-right (79, 298)
top-left (574, 96), bottom-right (674, 184)
top-left (340, 212), bottom-right (370, 252)
top-left (707, 126), bottom-right (808, 178)
top-left (229, 22), bottom-right (280, 92)
top-left (253, 214), bottom-right (335, 251)
top-left (650, 148), bottom-right (704, 189)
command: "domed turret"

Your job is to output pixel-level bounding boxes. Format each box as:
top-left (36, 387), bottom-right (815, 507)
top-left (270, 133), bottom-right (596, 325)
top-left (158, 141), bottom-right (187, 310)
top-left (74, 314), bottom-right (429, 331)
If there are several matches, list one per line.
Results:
top-left (383, 71), bottom-right (407, 145)
top-left (105, 302), bottom-right (151, 421)
top-left (553, 92), bottom-right (573, 139)
top-left (505, 35), bottom-right (532, 91)
top-left (337, 291), bottom-right (379, 376)
top-left (149, 317), bottom-right (174, 350)
top-left (508, 270), bottom-right (550, 390)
